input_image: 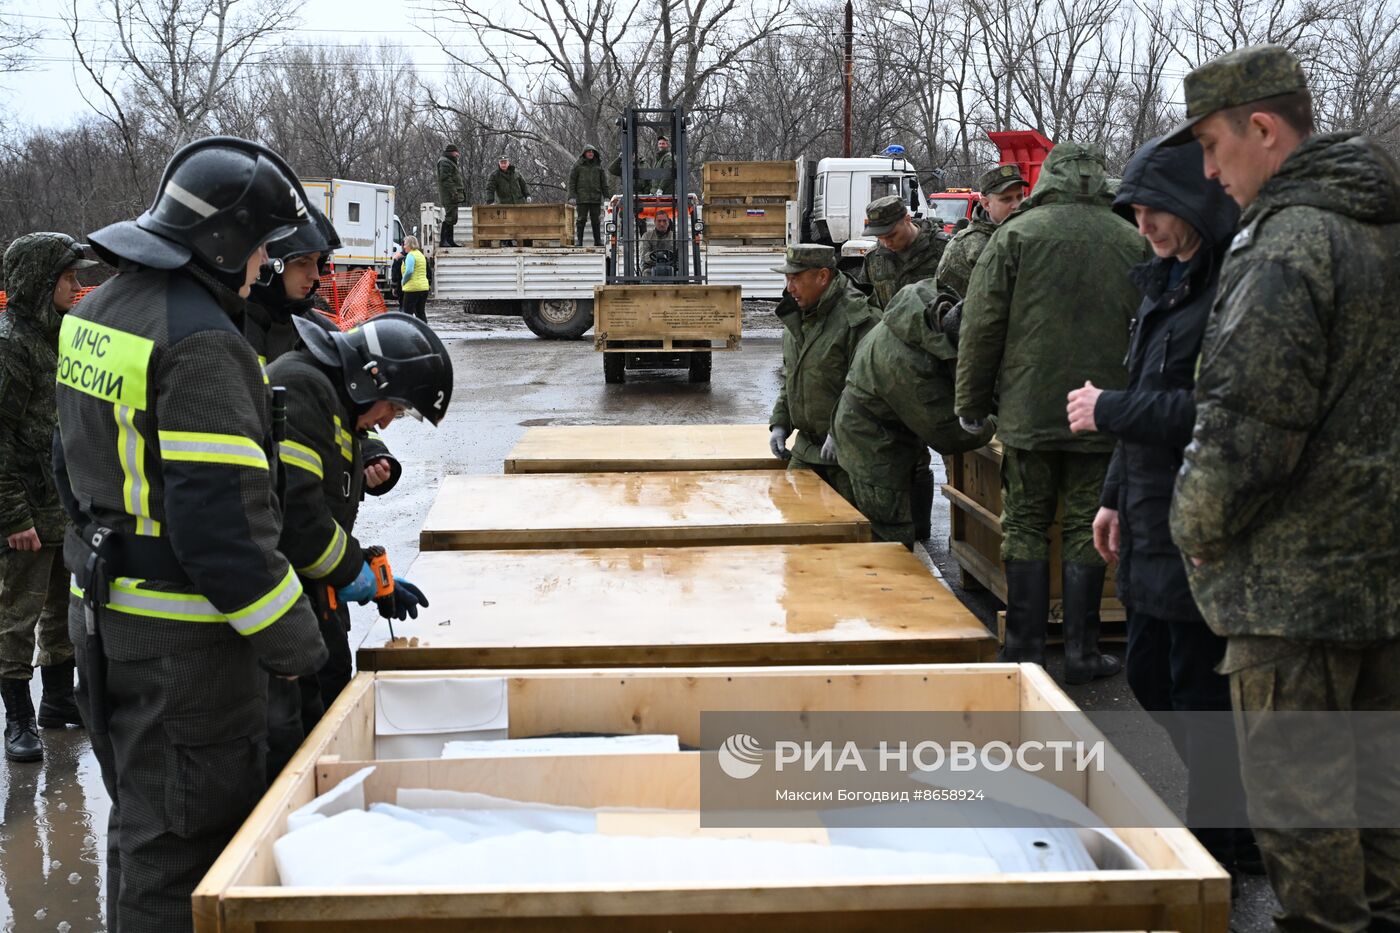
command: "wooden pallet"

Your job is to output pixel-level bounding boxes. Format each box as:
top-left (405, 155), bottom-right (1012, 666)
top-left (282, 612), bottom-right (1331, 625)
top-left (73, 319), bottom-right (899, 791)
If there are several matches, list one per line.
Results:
top-left (472, 203), bottom-right (575, 246)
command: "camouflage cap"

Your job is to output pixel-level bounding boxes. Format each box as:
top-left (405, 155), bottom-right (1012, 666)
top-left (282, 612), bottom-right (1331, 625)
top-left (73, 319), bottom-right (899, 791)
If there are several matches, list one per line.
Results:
top-left (978, 164), bottom-right (1026, 195)
top-left (770, 243), bottom-right (837, 274)
top-left (1165, 44), bottom-right (1309, 144)
top-left (862, 195), bottom-right (909, 236)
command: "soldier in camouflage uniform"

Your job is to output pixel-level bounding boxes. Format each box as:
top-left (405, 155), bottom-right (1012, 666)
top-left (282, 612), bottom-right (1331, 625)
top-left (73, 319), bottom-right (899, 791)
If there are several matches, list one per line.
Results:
top-left (435, 144), bottom-right (466, 247)
top-left (935, 165), bottom-right (1027, 300)
top-left (831, 280), bottom-right (994, 547)
top-left (860, 194), bottom-right (948, 310)
top-left (0, 233), bottom-right (95, 762)
top-left (769, 244), bottom-right (881, 505)
top-left (860, 195), bottom-right (950, 540)
top-left (955, 142), bottom-right (1148, 682)
top-left (485, 156), bottom-right (530, 205)
top-left (1167, 44), bottom-right (1400, 931)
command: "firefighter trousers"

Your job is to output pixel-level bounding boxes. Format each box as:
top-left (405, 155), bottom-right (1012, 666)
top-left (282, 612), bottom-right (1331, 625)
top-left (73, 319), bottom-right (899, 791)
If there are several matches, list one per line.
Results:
top-left (70, 599), bottom-right (268, 933)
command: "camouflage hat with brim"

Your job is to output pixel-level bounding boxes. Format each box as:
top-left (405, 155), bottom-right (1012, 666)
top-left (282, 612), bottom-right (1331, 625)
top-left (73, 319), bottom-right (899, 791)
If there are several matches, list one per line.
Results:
top-left (1165, 44), bottom-right (1308, 144)
top-left (978, 164), bottom-right (1027, 195)
top-left (862, 195), bottom-right (909, 236)
top-left (771, 243), bottom-right (837, 274)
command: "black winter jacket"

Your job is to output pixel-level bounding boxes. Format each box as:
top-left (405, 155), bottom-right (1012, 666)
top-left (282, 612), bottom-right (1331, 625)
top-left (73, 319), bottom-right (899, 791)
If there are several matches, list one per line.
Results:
top-left (1096, 135), bottom-right (1239, 622)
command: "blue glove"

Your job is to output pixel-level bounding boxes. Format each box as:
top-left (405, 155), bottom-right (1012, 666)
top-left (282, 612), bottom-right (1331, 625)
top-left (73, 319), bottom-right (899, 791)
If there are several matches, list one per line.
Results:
top-left (337, 561), bottom-right (377, 604)
top-left (379, 576), bottom-right (428, 621)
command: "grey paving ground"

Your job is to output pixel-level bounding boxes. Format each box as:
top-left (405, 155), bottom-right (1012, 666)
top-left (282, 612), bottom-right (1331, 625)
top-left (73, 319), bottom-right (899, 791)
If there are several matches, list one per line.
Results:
top-left (0, 306), bottom-right (1275, 931)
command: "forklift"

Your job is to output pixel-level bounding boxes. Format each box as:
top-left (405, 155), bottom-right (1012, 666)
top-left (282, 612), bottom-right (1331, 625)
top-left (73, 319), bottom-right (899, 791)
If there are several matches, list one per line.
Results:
top-left (600, 106), bottom-right (713, 384)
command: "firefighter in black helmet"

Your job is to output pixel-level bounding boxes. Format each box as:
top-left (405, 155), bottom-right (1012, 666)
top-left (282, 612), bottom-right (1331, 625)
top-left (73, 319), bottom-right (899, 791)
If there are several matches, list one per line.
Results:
top-left (52, 136), bottom-right (328, 933)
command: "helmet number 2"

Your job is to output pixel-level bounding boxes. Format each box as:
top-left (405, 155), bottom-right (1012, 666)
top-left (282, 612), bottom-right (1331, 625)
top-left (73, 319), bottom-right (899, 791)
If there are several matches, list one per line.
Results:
top-left (434, 390), bottom-right (444, 411)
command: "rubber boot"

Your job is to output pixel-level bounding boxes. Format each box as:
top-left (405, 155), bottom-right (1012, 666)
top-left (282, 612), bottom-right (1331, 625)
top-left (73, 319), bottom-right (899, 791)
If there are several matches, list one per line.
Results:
top-left (1062, 562), bottom-right (1122, 684)
top-left (911, 461), bottom-right (934, 542)
top-left (440, 223), bottom-right (456, 248)
top-left (37, 659), bottom-right (84, 729)
top-left (576, 218), bottom-right (587, 247)
top-left (2, 677), bottom-right (43, 762)
top-left (999, 560), bottom-right (1049, 665)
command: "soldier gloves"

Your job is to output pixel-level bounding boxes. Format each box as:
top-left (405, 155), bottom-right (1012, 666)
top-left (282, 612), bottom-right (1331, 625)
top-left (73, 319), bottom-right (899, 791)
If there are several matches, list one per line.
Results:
top-left (769, 425), bottom-right (792, 460)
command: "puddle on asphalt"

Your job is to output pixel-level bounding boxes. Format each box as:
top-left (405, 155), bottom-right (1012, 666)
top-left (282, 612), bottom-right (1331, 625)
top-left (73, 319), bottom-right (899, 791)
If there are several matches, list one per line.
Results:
top-left (0, 683), bottom-right (107, 932)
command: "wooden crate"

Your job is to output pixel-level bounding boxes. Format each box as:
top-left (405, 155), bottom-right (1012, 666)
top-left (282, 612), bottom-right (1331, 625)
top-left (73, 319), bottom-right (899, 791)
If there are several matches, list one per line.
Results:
top-left (472, 203), bottom-right (575, 247)
top-left (594, 284), bottom-right (742, 351)
top-left (942, 440), bottom-right (1125, 625)
top-left (356, 542), bottom-right (997, 671)
top-left (194, 664), bottom-right (1229, 932)
top-left (702, 160), bottom-right (800, 201)
top-left (419, 470), bottom-right (870, 551)
top-left (504, 423), bottom-right (785, 474)
top-left (700, 203), bottom-right (787, 240)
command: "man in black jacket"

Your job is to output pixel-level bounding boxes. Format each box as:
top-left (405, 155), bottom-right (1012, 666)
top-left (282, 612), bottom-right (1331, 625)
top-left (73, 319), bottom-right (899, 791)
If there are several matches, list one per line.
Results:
top-left (1064, 134), bottom-right (1257, 877)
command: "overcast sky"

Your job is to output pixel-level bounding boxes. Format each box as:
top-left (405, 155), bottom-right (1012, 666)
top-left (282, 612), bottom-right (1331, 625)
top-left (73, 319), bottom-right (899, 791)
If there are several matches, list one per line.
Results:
top-left (0, 0), bottom-right (467, 128)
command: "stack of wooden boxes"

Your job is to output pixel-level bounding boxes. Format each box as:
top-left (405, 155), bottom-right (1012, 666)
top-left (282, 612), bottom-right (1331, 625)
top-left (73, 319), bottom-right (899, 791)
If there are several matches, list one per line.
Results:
top-left (700, 162), bottom-right (798, 244)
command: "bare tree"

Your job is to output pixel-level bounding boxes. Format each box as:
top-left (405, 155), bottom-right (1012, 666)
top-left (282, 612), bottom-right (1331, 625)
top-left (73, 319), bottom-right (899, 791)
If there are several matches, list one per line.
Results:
top-left (0, 0), bottom-right (37, 75)
top-left (66, 0), bottom-right (304, 151)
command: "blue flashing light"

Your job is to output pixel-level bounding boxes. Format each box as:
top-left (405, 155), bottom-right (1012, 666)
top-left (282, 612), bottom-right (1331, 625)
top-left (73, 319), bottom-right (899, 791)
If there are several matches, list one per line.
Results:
top-left (882, 144), bottom-right (906, 156)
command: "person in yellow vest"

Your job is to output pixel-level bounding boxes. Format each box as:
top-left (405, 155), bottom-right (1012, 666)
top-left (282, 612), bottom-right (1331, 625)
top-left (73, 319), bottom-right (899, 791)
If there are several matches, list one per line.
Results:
top-left (399, 235), bottom-right (430, 322)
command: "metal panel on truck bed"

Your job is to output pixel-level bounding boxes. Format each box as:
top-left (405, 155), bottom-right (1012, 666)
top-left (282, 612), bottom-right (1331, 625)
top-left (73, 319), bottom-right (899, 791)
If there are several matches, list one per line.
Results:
top-left (433, 249), bottom-right (606, 301)
top-left (702, 244), bottom-right (786, 299)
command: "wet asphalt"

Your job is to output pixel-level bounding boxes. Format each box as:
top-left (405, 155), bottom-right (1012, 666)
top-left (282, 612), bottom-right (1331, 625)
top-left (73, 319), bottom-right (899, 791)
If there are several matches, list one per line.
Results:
top-left (0, 304), bottom-right (1276, 931)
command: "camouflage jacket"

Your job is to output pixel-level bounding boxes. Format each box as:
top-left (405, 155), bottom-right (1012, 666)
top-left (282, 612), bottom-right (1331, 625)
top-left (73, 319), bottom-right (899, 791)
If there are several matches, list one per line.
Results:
top-left (955, 142), bottom-right (1148, 451)
top-left (486, 167), bottom-right (530, 205)
top-left (568, 147), bottom-right (610, 203)
top-left (436, 151), bottom-right (466, 207)
top-left (0, 236), bottom-right (72, 542)
top-left (935, 207), bottom-right (997, 300)
top-left (833, 280), bottom-right (993, 487)
top-left (770, 272), bottom-right (880, 465)
top-left (1170, 133), bottom-right (1400, 642)
top-left (861, 217), bottom-right (948, 309)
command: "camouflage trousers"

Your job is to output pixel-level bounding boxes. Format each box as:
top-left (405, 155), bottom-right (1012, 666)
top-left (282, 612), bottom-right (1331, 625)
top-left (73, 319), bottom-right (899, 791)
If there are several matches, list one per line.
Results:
top-left (1225, 636), bottom-right (1400, 932)
top-left (850, 478), bottom-right (916, 549)
top-left (0, 544), bottom-right (73, 680)
top-left (788, 455), bottom-right (857, 511)
top-left (999, 447), bottom-right (1111, 565)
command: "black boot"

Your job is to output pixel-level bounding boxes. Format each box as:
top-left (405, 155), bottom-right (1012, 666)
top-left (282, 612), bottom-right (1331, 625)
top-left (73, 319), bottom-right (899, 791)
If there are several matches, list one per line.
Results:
top-left (576, 220), bottom-right (587, 247)
top-left (1062, 562), bottom-right (1122, 684)
top-left (911, 462), bottom-right (934, 542)
top-left (37, 660), bottom-right (84, 729)
top-left (2, 677), bottom-right (43, 762)
top-left (1000, 560), bottom-right (1049, 665)
top-left (440, 223), bottom-right (457, 248)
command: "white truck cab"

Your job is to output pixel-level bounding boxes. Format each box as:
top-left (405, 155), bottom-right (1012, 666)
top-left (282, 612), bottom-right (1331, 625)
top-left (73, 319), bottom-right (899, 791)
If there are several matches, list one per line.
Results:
top-left (301, 178), bottom-right (399, 278)
top-left (803, 148), bottom-right (935, 268)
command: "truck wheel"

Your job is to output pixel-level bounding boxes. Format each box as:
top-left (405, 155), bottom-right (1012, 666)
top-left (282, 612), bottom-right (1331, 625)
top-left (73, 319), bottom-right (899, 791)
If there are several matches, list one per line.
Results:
top-left (523, 299), bottom-right (593, 340)
top-left (687, 351), bottom-right (712, 384)
top-left (603, 353), bottom-right (625, 384)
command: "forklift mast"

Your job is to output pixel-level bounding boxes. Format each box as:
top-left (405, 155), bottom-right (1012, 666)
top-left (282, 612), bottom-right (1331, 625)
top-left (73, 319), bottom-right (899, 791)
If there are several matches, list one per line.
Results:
top-left (609, 107), bottom-right (705, 285)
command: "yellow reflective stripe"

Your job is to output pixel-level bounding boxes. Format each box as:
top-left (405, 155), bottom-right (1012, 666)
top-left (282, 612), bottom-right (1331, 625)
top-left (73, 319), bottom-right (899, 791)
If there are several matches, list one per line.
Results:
top-left (279, 440), bottom-right (323, 479)
top-left (114, 404), bottom-right (160, 537)
top-left (333, 416), bottom-right (354, 462)
top-left (57, 316), bottom-right (153, 409)
top-left (72, 569), bottom-right (303, 635)
top-left (226, 567), bottom-right (303, 635)
top-left (258, 355), bottom-right (270, 386)
top-left (158, 431), bottom-right (269, 470)
top-left (298, 523), bottom-right (347, 580)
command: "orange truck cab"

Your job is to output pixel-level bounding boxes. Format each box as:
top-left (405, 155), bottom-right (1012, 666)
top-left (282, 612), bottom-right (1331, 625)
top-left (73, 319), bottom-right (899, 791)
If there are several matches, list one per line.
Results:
top-left (926, 129), bottom-right (1055, 234)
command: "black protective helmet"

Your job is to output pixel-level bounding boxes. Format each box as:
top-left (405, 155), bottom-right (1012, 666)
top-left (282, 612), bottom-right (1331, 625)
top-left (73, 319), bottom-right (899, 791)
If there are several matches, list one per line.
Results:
top-left (267, 203), bottom-right (336, 264)
top-left (292, 312), bottom-right (453, 425)
top-left (89, 136), bottom-right (308, 274)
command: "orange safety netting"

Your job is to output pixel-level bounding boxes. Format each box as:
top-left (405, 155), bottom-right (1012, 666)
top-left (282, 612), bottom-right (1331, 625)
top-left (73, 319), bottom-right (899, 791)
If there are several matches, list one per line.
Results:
top-left (0, 285), bottom-right (98, 313)
top-left (318, 269), bottom-right (388, 331)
